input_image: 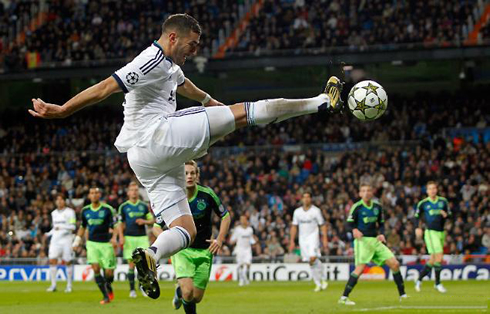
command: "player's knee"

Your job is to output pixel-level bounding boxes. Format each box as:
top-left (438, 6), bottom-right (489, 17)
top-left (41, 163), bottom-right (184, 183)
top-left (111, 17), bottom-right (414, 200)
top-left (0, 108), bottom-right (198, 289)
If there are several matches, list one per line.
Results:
top-left (193, 294), bottom-right (204, 303)
top-left (181, 287), bottom-right (194, 301)
top-left (391, 260), bottom-right (400, 271)
top-left (186, 224), bottom-right (197, 242)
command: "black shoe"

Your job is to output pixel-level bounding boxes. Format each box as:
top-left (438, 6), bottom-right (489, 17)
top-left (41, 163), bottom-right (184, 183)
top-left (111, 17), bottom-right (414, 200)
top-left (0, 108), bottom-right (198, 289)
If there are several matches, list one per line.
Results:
top-left (132, 248), bottom-right (160, 299)
top-left (172, 285), bottom-right (183, 309)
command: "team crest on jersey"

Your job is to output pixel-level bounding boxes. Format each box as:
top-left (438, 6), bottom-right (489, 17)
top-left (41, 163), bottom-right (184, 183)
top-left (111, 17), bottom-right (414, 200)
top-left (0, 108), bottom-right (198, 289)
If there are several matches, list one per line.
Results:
top-left (373, 208), bottom-right (379, 216)
top-left (139, 205), bottom-right (145, 211)
top-left (126, 72), bottom-right (139, 85)
top-left (98, 211), bottom-right (105, 218)
top-left (438, 201), bottom-right (443, 208)
top-left (197, 199), bottom-right (206, 211)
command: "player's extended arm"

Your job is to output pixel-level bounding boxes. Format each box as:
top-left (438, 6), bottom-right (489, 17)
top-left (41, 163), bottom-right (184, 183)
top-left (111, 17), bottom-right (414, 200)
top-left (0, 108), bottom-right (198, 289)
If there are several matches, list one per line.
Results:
top-left (208, 213), bottom-right (231, 255)
top-left (320, 224), bottom-right (328, 249)
top-left (29, 76), bottom-right (121, 119)
top-left (289, 225), bottom-right (298, 252)
top-left (176, 78), bottom-right (224, 107)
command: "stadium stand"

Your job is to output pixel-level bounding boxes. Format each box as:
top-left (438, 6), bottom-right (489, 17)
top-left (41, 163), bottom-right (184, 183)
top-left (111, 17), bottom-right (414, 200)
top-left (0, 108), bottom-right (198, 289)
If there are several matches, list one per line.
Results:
top-left (1, 0), bottom-right (488, 72)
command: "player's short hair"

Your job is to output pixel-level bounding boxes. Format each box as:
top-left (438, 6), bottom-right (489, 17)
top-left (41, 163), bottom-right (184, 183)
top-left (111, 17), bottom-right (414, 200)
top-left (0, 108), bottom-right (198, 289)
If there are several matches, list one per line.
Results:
top-left (89, 186), bottom-right (101, 193)
top-left (55, 193), bottom-right (66, 200)
top-left (359, 182), bottom-right (372, 189)
top-left (185, 160), bottom-right (200, 176)
top-left (162, 13), bottom-right (201, 36)
top-left (128, 181), bottom-right (139, 188)
top-left (427, 181), bottom-right (438, 187)
top-left (302, 191), bottom-right (312, 197)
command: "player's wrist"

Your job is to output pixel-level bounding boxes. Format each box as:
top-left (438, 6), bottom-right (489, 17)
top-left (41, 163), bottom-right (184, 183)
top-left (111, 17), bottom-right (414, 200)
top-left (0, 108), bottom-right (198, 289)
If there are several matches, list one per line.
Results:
top-left (201, 93), bottom-right (211, 105)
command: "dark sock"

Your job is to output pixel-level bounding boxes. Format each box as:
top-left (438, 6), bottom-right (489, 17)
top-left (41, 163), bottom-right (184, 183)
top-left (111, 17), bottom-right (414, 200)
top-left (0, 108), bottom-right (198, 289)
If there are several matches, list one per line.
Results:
top-left (105, 274), bottom-right (114, 294)
top-left (128, 269), bottom-right (135, 291)
top-left (342, 273), bottom-right (359, 297)
top-left (149, 246), bottom-right (157, 254)
top-left (434, 263), bottom-right (442, 285)
top-left (418, 263), bottom-right (432, 281)
top-left (183, 300), bottom-right (197, 314)
top-left (393, 271), bottom-right (406, 296)
top-left (176, 286), bottom-right (182, 299)
top-left (95, 274), bottom-right (108, 299)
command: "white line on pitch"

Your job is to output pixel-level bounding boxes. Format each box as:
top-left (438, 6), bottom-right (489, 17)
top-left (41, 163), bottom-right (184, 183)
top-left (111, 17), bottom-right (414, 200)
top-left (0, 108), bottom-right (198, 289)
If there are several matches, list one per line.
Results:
top-left (356, 305), bottom-right (487, 311)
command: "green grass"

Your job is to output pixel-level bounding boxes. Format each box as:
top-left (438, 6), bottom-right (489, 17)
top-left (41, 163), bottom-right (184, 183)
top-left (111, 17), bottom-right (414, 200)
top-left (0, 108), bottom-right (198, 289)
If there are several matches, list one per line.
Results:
top-left (0, 281), bottom-right (488, 313)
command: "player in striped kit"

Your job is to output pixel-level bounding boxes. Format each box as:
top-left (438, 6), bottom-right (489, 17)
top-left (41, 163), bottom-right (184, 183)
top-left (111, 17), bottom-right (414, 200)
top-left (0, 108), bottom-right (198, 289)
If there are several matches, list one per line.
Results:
top-left (47, 194), bottom-right (76, 293)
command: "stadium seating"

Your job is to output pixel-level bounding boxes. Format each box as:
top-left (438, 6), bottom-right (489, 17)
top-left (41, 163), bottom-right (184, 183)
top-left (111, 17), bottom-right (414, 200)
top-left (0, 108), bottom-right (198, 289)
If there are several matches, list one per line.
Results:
top-left (1, 0), bottom-right (486, 72)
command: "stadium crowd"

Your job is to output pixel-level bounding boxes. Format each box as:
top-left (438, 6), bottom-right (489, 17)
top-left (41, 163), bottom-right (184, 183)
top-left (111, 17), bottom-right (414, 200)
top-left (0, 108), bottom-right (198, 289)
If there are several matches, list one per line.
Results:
top-left (231, 0), bottom-right (480, 55)
top-left (1, 0), bottom-right (485, 72)
top-left (0, 92), bottom-right (489, 262)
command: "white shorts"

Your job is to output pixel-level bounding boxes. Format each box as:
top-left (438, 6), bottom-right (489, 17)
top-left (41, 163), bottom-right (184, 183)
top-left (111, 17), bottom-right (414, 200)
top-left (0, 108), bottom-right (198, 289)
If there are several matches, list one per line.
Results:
top-left (299, 240), bottom-right (321, 262)
top-left (235, 249), bottom-right (252, 265)
top-left (49, 241), bottom-right (73, 262)
top-left (127, 107), bottom-right (210, 225)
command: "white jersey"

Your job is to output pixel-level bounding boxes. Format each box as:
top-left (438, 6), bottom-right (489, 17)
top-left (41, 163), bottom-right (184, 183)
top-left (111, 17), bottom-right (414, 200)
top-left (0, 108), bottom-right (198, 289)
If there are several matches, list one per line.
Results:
top-left (112, 41), bottom-right (186, 153)
top-left (231, 225), bottom-right (255, 253)
top-left (292, 205), bottom-right (324, 243)
top-left (50, 207), bottom-right (76, 243)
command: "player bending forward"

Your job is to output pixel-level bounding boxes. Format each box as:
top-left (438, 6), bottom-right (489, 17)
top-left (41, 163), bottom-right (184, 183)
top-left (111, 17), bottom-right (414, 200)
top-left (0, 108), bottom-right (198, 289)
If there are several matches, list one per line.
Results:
top-left (289, 192), bottom-right (328, 292)
top-left (414, 181), bottom-right (451, 293)
top-left (47, 194), bottom-right (76, 293)
top-left (72, 187), bottom-right (118, 304)
top-left (118, 182), bottom-right (154, 298)
top-left (29, 13), bottom-right (343, 298)
top-left (339, 183), bottom-right (407, 305)
top-left (230, 215), bottom-right (256, 286)
top-left (153, 160), bottom-right (230, 314)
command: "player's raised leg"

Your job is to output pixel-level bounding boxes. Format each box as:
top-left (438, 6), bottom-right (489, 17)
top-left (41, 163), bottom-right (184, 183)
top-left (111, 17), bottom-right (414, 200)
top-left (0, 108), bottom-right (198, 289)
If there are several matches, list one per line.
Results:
top-left (205, 76), bottom-right (344, 146)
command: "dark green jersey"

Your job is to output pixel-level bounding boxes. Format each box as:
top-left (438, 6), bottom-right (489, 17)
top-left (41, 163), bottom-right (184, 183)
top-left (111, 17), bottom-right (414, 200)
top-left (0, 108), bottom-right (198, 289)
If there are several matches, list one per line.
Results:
top-left (118, 200), bottom-right (152, 236)
top-left (81, 203), bottom-right (117, 242)
top-left (157, 185), bottom-right (228, 249)
top-left (415, 196), bottom-right (451, 232)
top-left (347, 200), bottom-right (385, 237)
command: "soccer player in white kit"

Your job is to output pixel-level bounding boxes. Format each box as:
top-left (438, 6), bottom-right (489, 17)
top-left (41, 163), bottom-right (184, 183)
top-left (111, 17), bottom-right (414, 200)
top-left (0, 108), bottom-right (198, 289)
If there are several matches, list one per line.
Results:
top-left (47, 194), bottom-right (76, 292)
top-left (29, 13), bottom-right (344, 299)
top-left (289, 192), bottom-right (328, 292)
top-left (230, 215), bottom-right (255, 286)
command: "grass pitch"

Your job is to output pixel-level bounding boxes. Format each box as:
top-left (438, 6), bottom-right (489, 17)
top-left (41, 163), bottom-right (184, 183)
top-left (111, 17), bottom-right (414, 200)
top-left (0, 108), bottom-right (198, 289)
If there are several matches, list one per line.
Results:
top-left (0, 280), bottom-right (488, 313)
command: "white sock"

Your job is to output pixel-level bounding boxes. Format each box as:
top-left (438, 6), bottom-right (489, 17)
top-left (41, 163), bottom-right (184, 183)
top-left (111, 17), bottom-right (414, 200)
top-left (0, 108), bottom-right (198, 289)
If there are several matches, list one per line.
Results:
top-left (150, 226), bottom-right (191, 261)
top-left (66, 264), bottom-right (73, 288)
top-left (50, 265), bottom-right (57, 287)
top-left (244, 264), bottom-right (250, 282)
top-left (314, 259), bottom-right (326, 281)
top-left (238, 265), bottom-right (244, 283)
top-left (245, 95), bottom-right (330, 126)
top-left (310, 264), bottom-right (321, 286)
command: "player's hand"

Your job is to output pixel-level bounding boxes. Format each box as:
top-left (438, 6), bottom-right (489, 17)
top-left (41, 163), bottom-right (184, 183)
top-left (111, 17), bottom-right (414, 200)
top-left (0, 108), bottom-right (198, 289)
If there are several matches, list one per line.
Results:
top-left (288, 243), bottom-right (295, 253)
top-left (207, 238), bottom-right (222, 255)
top-left (353, 229), bottom-right (363, 239)
top-left (29, 98), bottom-right (66, 119)
top-left (415, 228), bottom-right (423, 239)
top-left (119, 237), bottom-right (125, 246)
top-left (440, 210), bottom-right (448, 218)
top-left (72, 235), bottom-right (82, 248)
top-left (135, 218), bottom-right (145, 225)
top-left (322, 238), bottom-right (328, 250)
top-left (204, 98), bottom-right (224, 107)
top-left (377, 234), bottom-right (386, 243)
top-left (111, 237), bottom-right (118, 250)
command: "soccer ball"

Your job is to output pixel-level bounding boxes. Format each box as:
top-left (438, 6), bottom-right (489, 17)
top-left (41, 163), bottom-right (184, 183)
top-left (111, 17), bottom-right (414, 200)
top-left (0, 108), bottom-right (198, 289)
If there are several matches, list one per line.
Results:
top-left (347, 80), bottom-right (388, 121)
